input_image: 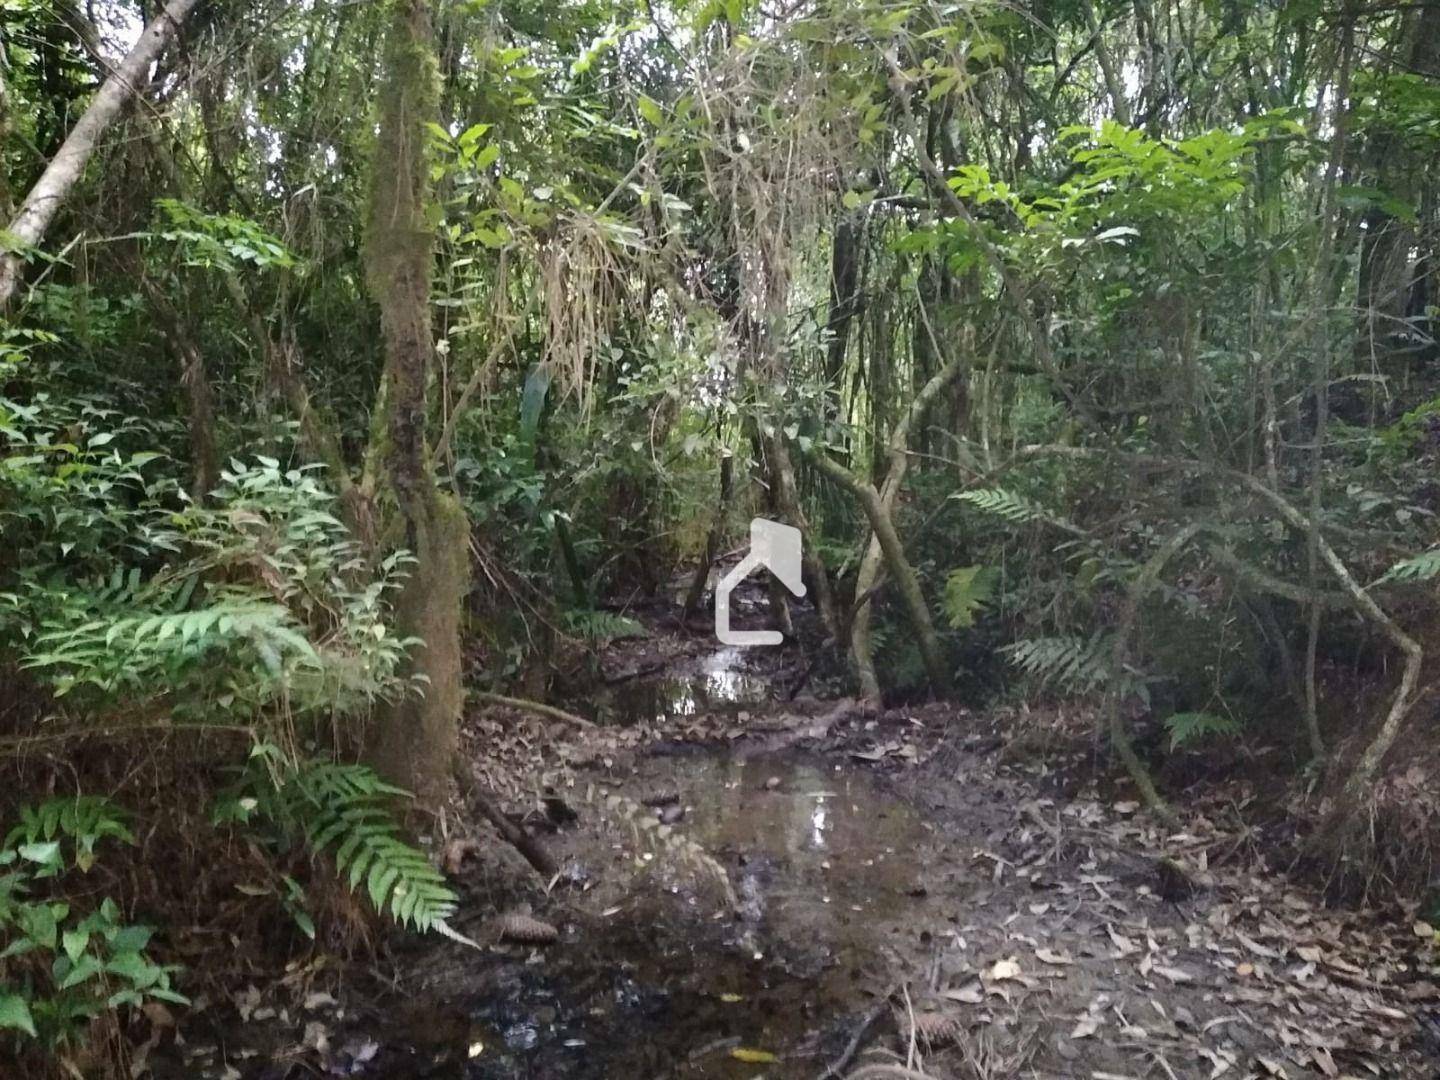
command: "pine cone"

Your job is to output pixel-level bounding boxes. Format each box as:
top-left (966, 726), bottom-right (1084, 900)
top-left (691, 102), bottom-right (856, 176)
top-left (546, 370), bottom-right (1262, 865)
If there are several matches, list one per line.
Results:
top-left (493, 912), bottom-right (559, 945)
top-left (906, 1009), bottom-right (962, 1046)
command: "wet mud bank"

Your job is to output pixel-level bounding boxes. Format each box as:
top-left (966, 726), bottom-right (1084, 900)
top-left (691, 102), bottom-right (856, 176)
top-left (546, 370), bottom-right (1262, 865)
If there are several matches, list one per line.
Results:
top-left (394, 750), bottom-right (961, 1078)
top-left (158, 633), bottom-right (1440, 1079)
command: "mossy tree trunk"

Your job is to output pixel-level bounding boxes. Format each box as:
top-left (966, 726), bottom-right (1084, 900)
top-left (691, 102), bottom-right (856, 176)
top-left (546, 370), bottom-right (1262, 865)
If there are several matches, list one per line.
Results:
top-left (374, 494), bottom-right (469, 811)
top-left (363, 0), bottom-right (466, 810)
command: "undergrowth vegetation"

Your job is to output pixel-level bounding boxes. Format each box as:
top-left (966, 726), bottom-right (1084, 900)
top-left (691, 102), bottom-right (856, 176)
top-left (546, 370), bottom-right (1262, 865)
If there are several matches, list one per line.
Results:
top-left (1, 0), bottom-right (1438, 1071)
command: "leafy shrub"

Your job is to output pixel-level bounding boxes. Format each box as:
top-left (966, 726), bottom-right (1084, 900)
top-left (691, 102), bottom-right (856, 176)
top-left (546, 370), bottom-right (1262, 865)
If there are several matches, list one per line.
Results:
top-left (12, 458), bottom-right (418, 726)
top-left (0, 798), bottom-right (185, 1050)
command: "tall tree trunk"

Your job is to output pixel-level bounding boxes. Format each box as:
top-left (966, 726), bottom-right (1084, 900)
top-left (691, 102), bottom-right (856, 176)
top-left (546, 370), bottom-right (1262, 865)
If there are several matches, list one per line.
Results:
top-left (843, 354), bottom-right (967, 704)
top-left (824, 212), bottom-right (863, 387)
top-left (363, 0), bottom-right (464, 811)
top-left (1302, 9), bottom-right (1356, 762)
top-left (0, 0), bottom-right (201, 310)
top-left (765, 431), bottom-right (841, 641)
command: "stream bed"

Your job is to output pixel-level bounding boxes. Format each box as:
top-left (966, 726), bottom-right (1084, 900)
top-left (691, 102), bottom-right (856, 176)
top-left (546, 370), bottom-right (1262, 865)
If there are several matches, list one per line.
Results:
top-left (381, 747), bottom-right (958, 1078)
top-left (154, 635), bottom-right (1440, 1080)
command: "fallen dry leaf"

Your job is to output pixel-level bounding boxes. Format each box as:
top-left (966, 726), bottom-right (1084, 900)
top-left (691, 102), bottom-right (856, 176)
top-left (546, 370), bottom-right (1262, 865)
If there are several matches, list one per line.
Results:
top-left (1311, 1046), bottom-right (1339, 1077)
top-left (988, 957), bottom-right (1022, 981)
top-left (1107, 925), bottom-right (1138, 957)
top-left (1239, 932), bottom-right (1283, 959)
top-left (1153, 965), bottom-right (1194, 984)
top-left (944, 980), bottom-right (984, 1004)
top-left (1036, 947), bottom-right (1074, 966)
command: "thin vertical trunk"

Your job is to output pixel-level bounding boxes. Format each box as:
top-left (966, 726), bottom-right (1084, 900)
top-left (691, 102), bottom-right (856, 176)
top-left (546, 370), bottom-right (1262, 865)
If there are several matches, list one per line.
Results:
top-left (364, 0), bottom-right (464, 811)
top-left (1302, 10), bottom-right (1356, 762)
top-left (684, 448), bottom-right (733, 620)
top-left (825, 213), bottom-right (863, 387)
top-left (842, 354), bottom-right (967, 703)
top-left (141, 280), bottom-right (219, 501)
top-left (765, 432), bottom-right (841, 642)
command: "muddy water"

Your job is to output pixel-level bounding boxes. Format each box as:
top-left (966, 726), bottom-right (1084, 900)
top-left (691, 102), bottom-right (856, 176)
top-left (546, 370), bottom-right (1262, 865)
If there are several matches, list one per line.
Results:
top-left (590, 646), bottom-right (774, 726)
top-left (670, 752), bottom-right (929, 949)
top-left (387, 751), bottom-right (953, 1080)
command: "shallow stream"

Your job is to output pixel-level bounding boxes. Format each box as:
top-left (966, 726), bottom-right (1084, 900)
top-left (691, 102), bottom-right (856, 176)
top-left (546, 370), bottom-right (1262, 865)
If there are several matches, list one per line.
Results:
top-left (387, 747), bottom-right (950, 1078)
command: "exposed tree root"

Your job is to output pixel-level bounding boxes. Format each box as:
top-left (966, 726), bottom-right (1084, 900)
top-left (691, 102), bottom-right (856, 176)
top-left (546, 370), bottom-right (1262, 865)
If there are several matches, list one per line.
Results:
top-left (454, 762), bottom-right (558, 879)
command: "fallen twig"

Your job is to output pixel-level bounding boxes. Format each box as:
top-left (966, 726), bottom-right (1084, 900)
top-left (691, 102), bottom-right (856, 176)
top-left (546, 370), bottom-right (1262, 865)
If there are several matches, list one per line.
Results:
top-left (473, 691), bottom-right (594, 728)
top-left (819, 988), bottom-right (895, 1079)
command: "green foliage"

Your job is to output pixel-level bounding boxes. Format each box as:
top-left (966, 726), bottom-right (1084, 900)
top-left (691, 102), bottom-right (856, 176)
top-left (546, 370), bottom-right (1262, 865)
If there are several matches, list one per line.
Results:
top-left (215, 746), bottom-right (458, 933)
top-left (1002, 634), bottom-right (1114, 694)
top-left (153, 199), bottom-right (298, 271)
top-left (952, 488), bottom-right (1052, 525)
top-left (0, 389), bottom-right (182, 576)
top-left (941, 565), bottom-right (998, 629)
top-left (560, 607), bottom-right (646, 643)
top-left (1163, 711), bottom-right (1242, 751)
top-left (23, 593), bottom-right (318, 697)
top-left (1379, 548), bottom-right (1440, 584)
top-left (0, 798), bottom-right (185, 1051)
top-left (10, 456), bottom-right (417, 723)
top-left (4, 798), bottom-right (134, 877)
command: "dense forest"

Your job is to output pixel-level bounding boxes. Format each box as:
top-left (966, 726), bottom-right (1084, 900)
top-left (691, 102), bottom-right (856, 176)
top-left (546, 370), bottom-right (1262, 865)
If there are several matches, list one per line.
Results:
top-left (1, 0), bottom-right (1439, 1076)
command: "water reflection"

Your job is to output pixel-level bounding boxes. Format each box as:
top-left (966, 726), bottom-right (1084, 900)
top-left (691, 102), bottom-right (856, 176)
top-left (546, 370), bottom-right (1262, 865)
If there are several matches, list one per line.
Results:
top-left (667, 753), bottom-right (926, 935)
top-left (810, 799), bottom-right (827, 850)
top-left (592, 646), bottom-right (773, 725)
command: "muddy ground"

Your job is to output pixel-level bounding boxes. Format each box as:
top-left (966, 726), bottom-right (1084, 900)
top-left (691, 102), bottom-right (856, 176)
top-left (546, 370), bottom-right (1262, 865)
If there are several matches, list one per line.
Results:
top-left (155, 601), bottom-right (1440, 1080)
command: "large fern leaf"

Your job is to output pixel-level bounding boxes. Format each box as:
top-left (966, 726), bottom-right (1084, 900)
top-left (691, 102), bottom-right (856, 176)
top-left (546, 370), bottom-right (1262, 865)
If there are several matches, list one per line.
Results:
top-left (1379, 548), bottom-right (1440, 584)
top-left (222, 758), bottom-right (458, 933)
top-left (942, 565), bottom-right (998, 629)
top-left (951, 488), bottom-right (1051, 524)
top-left (1002, 633), bottom-right (1114, 693)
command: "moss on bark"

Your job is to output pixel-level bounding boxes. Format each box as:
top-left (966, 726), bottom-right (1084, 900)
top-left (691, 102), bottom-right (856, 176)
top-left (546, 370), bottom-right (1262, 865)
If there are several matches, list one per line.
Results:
top-left (372, 490), bottom-right (468, 810)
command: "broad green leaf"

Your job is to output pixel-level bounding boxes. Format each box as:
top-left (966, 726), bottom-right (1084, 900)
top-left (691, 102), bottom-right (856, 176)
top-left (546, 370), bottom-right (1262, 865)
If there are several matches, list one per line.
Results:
top-left (0, 993), bottom-right (37, 1038)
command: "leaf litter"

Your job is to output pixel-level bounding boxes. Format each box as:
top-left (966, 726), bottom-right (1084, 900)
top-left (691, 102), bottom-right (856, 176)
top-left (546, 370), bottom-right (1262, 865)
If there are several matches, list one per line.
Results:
top-left (153, 637), bottom-right (1440, 1078)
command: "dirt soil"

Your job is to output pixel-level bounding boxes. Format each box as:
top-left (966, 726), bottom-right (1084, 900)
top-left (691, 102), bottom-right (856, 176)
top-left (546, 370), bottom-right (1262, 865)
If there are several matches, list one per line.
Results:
top-left (153, 615), bottom-right (1440, 1080)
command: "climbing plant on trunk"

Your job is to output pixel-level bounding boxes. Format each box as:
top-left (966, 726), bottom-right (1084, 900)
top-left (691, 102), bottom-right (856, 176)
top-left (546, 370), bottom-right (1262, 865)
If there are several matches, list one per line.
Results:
top-left (360, 0), bottom-right (467, 811)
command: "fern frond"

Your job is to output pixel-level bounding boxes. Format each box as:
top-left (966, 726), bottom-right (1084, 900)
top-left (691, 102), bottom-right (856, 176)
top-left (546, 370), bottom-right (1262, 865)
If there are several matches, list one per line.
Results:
top-left (222, 757), bottom-right (457, 933)
top-left (1164, 711), bottom-right (1241, 750)
top-left (942, 566), bottom-right (998, 630)
top-left (560, 608), bottom-right (646, 643)
top-left (952, 488), bottom-right (1049, 523)
top-left (1002, 633), bottom-right (1113, 693)
top-left (1379, 548), bottom-right (1440, 584)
